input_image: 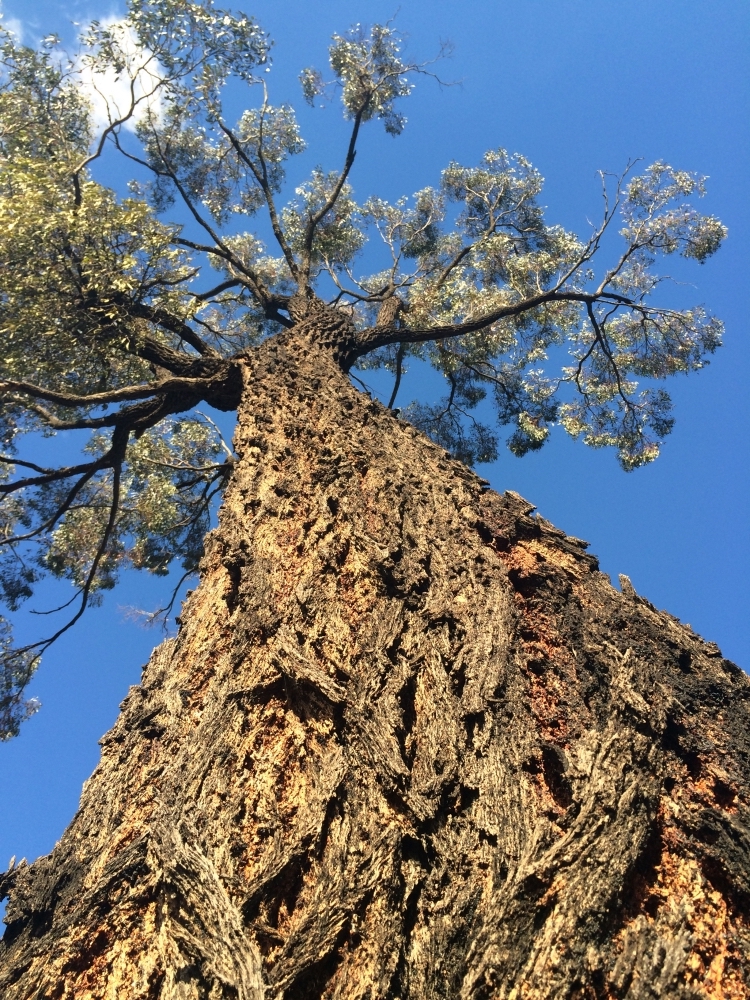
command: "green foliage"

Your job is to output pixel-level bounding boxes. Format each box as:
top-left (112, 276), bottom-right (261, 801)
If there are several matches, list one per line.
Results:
top-left (282, 170), bottom-right (365, 271)
top-left (0, 615), bottom-right (39, 740)
top-left (0, 29), bottom-right (90, 160)
top-left (302, 22), bottom-right (414, 134)
top-left (0, 159), bottom-right (190, 396)
top-left (0, 2), bottom-right (727, 733)
top-left (39, 418), bottom-right (226, 590)
top-left (346, 150), bottom-right (725, 471)
top-left (84, 0), bottom-right (269, 117)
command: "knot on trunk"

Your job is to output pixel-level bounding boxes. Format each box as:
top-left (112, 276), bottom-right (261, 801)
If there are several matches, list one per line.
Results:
top-left (287, 290), bottom-right (359, 370)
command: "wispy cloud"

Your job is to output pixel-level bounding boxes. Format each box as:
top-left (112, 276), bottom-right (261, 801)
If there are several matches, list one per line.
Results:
top-left (1, 11), bottom-right (25, 44)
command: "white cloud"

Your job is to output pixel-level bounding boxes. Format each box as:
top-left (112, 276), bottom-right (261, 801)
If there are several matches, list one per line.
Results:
top-left (1, 8), bottom-right (163, 139)
top-left (77, 17), bottom-right (164, 136)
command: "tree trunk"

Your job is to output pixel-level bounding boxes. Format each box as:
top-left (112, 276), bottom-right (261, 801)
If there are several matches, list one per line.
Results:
top-left (1, 327), bottom-right (749, 999)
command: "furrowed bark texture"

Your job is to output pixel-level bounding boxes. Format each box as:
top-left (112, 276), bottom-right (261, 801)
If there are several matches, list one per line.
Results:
top-left (1, 328), bottom-right (749, 999)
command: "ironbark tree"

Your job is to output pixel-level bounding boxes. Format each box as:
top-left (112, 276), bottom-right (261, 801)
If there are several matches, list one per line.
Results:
top-left (0, 5), bottom-right (747, 996)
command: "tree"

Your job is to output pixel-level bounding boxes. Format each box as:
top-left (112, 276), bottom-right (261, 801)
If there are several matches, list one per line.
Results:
top-left (1, 4), bottom-right (748, 996)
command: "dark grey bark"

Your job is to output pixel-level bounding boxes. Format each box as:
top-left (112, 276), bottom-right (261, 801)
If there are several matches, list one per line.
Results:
top-left (1, 317), bottom-right (749, 998)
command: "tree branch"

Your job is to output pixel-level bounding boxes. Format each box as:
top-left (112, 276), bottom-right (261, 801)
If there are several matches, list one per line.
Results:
top-left (217, 115), bottom-right (299, 281)
top-left (133, 334), bottom-right (225, 377)
top-left (112, 135), bottom-right (271, 308)
top-left (74, 52), bottom-right (164, 179)
top-left (387, 343), bottom-right (406, 409)
top-left (127, 301), bottom-right (216, 357)
top-left (10, 446), bottom-right (126, 662)
top-left (0, 454), bottom-right (110, 496)
top-left (1, 376), bottom-right (213, 409)
top-left (585, 301), bottom-right (631, 407)
top-left (353, 288), bottom-right (638, 359)
top-left (0, 469), bottom-right (97, 548)
top-left (0, 393), bottom-right (203, 495)
top-left (300, 106), bottom-right (365, 283)
top-left (191, 278), bottom-right (243, 301)
top-left (0, 455), bottom-right (54, 475)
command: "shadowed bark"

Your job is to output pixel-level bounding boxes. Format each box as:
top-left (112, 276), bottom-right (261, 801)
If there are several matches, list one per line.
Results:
top-left (1, 318), bottom-right (748, 999)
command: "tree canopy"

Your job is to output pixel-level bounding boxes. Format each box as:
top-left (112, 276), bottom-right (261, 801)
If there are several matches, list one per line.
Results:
top-left (0, 0), bottom-right (727, 738)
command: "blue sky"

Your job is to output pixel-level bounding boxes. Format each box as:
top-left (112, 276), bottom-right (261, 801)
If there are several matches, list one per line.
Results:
top-left (1, 0), bottom-right (748, 876)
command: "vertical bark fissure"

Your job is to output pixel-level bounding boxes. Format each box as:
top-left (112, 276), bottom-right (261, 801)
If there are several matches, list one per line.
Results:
top-left (1, 319), bottom-right (749, 999)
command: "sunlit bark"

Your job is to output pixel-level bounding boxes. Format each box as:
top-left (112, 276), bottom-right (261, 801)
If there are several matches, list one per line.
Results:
top-left (1, 318), bottom-right (748, 999)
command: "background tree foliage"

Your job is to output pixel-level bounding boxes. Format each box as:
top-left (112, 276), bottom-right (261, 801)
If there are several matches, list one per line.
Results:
top-left (0, 0), bottom-right (726, 738)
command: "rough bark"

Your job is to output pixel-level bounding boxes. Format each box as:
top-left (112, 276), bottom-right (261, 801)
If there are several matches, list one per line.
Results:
top-left (1, 323), bottom-right (749, 999)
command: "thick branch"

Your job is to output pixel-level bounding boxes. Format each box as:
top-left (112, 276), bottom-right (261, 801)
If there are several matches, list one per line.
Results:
top-left (127, 302), bottom-right (216, 357)
top-left (134, 335), bottom-right (226, 378)
top-left (192, 279), bottom-right (243, 302)
top-left (1, 376), bottom-right (214, 409)
top-left (14, 398), bottom-right (148, 432)
top-left (353, 289), bottom-right (636, 359)
top-left (387, 343), bottom-right (406, 410)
